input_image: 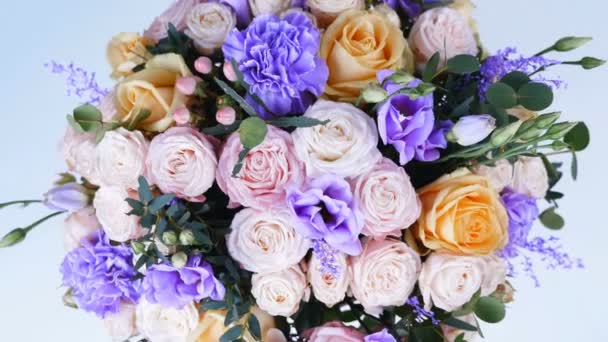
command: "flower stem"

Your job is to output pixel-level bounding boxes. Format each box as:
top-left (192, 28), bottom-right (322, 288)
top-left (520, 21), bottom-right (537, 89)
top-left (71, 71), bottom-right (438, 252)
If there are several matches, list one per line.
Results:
top-left (0, 200), bottom-right (42, 210)
top-left (23, 211), bottom-right (65, 233)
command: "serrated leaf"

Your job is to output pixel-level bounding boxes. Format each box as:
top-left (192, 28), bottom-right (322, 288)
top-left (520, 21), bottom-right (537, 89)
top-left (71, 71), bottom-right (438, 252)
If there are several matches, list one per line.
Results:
top-left (447, 54), bottom-right (480, 74)
top-left (215, 78), bottom-right (258, 117)
top-left (422, 52), bottom-right (441, 82)
top-left (220, 325), bottom-right (243, 342)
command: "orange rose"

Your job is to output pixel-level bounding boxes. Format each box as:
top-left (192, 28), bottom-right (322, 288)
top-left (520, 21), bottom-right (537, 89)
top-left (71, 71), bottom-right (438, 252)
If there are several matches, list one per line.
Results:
top-left (413, 169), bottom-right (509, 255)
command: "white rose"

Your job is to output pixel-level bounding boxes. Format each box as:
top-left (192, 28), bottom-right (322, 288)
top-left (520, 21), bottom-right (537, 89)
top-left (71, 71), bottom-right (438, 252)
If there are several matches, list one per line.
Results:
top-left (61, 128), bottom-right (101, 185)
top-left (136, 299), bottom-right (199, 342)
top-left (307, 252), bottom-right (349, 308)
top-left (147, 127), bottom-right (217, 202)
top-left (511, 156), bottom-right (549, 199)
top-left (97, 128), bottom-right (149, 189)
top-left (292, 100), bottom-right (382, 179)
top-left (349, 239), bottom-right (421, 316)
top-left (352, 158), bottom-right (421, 238)
top-left (252, 266), bottom-right (308, 317)
top-left (99, 92), bottom-right (118, 122)
top-left (63, 206), bottom-right (101, 250)
top-left (473, 159), bottom-right (513, 192)
top-left (307, 0), bottom-right (365, 28)
top-left (93, 186), bottom-right (144, 242)
top-left (227, 208), bottom-right (310, 273)
top-left (249, 0), bottom-right (292, 16)
top-left (408, 7), bottom-right (478, 67)
top-left (441, 313), bottom-right (479, 342)
top-left (185, 3), bottom-right (236, 55)
top-left (104, 303), bottom-right (137, 342)
top-left (480, 255), bottom-right (507, 296)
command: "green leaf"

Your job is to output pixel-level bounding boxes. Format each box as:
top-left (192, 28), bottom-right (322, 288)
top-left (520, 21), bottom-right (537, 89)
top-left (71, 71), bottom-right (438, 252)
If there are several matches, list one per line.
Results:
top-left (486, 82), bottom-right (517, 109)
top-left (454, 333), bottom-right (467, 342)
top-left (443, 316), bottom-right (478, 332)
top-left (127, 109), bottom-right (151, 130)
top-left (73, 104), bottom-right (102, 122)
top-left (564, 122), bottom-right (590, 151)
top-left (247, 314), bottom-right (261, 340)
top-left (447, 55), bottom-right (480, 74)
top-left (66, 115), bottom-right (84, 133)
top-left (137, 176), bottom-right (153, 203)
top-left (220, 325), bottom-right (243, 342)
top-left (200, 300), bottom-right (226, 311)
top-left (149, 194), bottom-right (176, 213)
top-left (411, 326), bottom-right (443, 342)
top-left (267, 116), bottom-right (329, 128)
top-left (474, 296), bottom-right (506, 323)
top-left (452, 289), bottom-right (481, 317)
top-left (539, 207), bottom-right (565, 230)
top-left (517, 82), bottom-right (554, 111)
top-left (545, 122), bottom-right (579, 140)
top-left (203, 120), bottom-right (242, 136)
top-left (571, 150), bottom-right (578, 180)
top-left (224, 306), bottom-right (241, 327)
top-left (422, 52), bottom-right (441, 82)
top-left (239, 117), bottom-right (268, 149)
top-left (214, 77), bottom-right (258, 117)
top-left (500, 71), bottom-right (531, 91)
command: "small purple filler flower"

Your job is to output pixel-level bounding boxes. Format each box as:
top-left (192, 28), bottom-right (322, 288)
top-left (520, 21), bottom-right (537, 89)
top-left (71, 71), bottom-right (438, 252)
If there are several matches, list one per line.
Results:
top-left (45, 61), bottom-right (110, 105)
top-left (365, 329), bottom-right (397, 342)
top-left (376, 70), bottom-right (448, 165)
top-left (223, 12), bottom-right (329, 118)
top-left (142, 254), bottom-right (225, 309)
top-left (60, 230), bottom-right (140, 318)
top-left (500, 188), bottom-right (540, 258)
top-left (287, 174), bottom-right (364, 256)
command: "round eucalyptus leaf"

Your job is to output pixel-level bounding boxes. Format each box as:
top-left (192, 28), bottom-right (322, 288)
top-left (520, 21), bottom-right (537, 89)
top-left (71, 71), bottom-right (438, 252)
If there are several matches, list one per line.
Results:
top-left (73, 104), bottom-right (102, 122)
top-left (447, 54), bottom-right (481, 74)
top-left (486, 82), bottom-right (517, 109)
top-left (500, 71), bottom-right (530, 90)
top-left (239, 117), bottom-right (268, 149)
top-left (517, 82), bottom-right (554, 111)
top-left (474, 296), bottom-right (506, 323)
top-left (540, 207), bottom-right (565, 230)
top-left (564, 122), bottom-right (590, 151)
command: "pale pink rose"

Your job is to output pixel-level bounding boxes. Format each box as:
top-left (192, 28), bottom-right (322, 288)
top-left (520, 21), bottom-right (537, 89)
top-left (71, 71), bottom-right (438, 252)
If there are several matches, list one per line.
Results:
top-left (511, 156), bottom-right (549, 199)
top-left (349, 239), bottom-right (421, 316)
top-left (217, 125), bottom-right (304, 209)
top-left (60, 128), bottom-right (101, 185)
top-left (216, 106), bottom-right (236, 125)
top-left (304, 321), bottom-right (365, 342)
top-left (251, 266), bottom-right (308, 317)
top-left (98, 92), bottom-right (117, 121)
top-left (97, 128), bottom-right (149, 189)
top-left (480, 255), bottom-right (507, 296)
top-left (473, 159), bottom-right (513, 192)
top-left (227, 208), bottom-right (310, 273)
top-left (408, 7), bottom-right (478, 67)
top-left (93, 186), bottom-right (144, 243)
top-left (306, 0), bottom-right (365, 28)
top-left (63, 207), bottom-right (101, 250)
top-left (144, 0), bottom-right (200, 42)
top-left (307, 252), bottom-right (349, 308)
top-left (441, 314), bottom-right (479, 342)
top-left (185, 3), bottom-right (236, 55)
top-left (352, 158), bottom-right (421, 238)
top-left (104, 303), bottom-right (137, 342)
top-left (147, 127), bottom-right (217, 202)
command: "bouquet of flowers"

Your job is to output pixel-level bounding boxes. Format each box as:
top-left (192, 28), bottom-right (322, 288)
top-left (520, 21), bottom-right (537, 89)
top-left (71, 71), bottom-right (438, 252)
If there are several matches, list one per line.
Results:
top-left (1, 0), bottom-right (603, 341)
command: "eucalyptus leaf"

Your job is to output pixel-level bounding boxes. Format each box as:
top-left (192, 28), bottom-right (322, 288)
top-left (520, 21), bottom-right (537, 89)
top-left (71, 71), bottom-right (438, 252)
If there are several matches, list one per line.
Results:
top-left (239, 117), bottom-right (268, 149)
top-left (73, 104), bottom-right (102, 122)
top-left (422, 52), bottom-right (441, 82)
top-left (486, 82), bottom-right (517, 109)
top-left (447, 55), bottom-right (480, 74)
top-left (443, 316), bottom-right (479, 332)
top-left (474, 296), bottom-right (506, 323)
top-left (517, 83), bottom-right (553, 111)
top-left (267, 116), bottom-right (329, 128)
top-left (203, 120), bottom-right (242, 136)
top-left (571, 150), bottom-right (578, 180)
top-left (137, 176), bottom-right (153, 203)
top-left (564, 122), bottom-right (590, 151)
top-left (66, 115), bottom-right (84, 133)
top-left (215, 78), bottom-right (258, 117)
top-left (500, 71), bottom-right (530, 90)
top-left (247, 314), bottom-right (262, 340)
top-left (220, 325), bottom-right (243, 342)
top-left (539, 207), bottom-right (565, 230)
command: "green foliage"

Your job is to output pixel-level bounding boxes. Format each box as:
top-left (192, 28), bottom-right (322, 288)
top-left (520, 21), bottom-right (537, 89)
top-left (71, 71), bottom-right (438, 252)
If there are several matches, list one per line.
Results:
top-left (267, 117), bottom-right (329, 128)
top-left (447, 55), bottom-right (481, 74)
top-left (565, 122), bottom-right (590, 151)
top-left (239, 117), bottom-right (268, 149)
top-left (422, 52), bottom-right (441, 82)
top-left (517, 83), bottom-right (554, 111)
top-left (474, 296), bottom-right (506, 323)
top-left (540, 207), bottom-right (565, 230)
top-left (214, 78), bottom-right (259, 117)
top-left (220, 325), bottom-right (243, 342)
top-left (486, 82), bottom-right (518, 109)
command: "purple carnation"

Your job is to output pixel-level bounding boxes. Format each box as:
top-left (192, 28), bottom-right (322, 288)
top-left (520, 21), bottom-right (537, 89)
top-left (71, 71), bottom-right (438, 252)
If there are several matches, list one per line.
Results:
top-left (60, 230), bottom-right (140, 318)
top-left (500, 188), bottom-right (540, 258)
top-left (365, 329), bottom-right (397, 342)
top-left (376, 70), bottom-right (448, 165)
top-left (223, 12), bottom-right (329, 118)
top-left (142, 254), bottom-right (225, 309)
top-left (287, 174), bottom-right (364, 256)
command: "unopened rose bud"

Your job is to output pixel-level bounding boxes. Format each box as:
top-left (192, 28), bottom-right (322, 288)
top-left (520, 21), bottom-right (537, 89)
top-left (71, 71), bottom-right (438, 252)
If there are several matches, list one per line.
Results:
top-left (194, 56), bottom-right (213, 74)
top-left (0, 228), bottom-right (27, 248)
top-left (176, 76), bottom-right (199, 95)
top-left (171, 251), bottom-right (188, 269)
top-left (223, 61), bottom-right (238, 82)
top-left (172, 106), bottom-right (191, 125)
top-left (580, 57), bottom-right (606, 70)
top-left (216, 106), bottom-right (237, 125)
top-left (179, 230), bottom-right (195, 246)
top-left (43, 183), bottom-right (89, 212)
top-left (448, 115), bottom-right (496, 146)
top-left (162, 231), bottom-right (178, 246)
top-left (131, 241), bottom-right (145, 254)
top-left (361, 84), bottom-right (388, 103)
top-left (490, 120), bottom-right (523, 147)
top-left (554, 36), bottom-right (592, 52)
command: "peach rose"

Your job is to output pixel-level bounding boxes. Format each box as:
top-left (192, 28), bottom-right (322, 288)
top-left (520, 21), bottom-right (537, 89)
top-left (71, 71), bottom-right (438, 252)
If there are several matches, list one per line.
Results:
top-left (307, 0), bottom-right (365, 28)
top-left (320, 10), bottom-right (414, 101)
top-left (349, 239), bottom-right (421, 316)
top-left (104, 303), bottom-right (137, 341)
top-left (188, 307), bottom-right (278, 342)
top-left (251, 266), bottom-right (308, 317)
top-left (107, 33), bottom-right (153, 79)
top-left (217, 125), bottom-right (304, 209)
top-left (63, 207), bottom-right (101, 250)
top-left (352, 158), bottom-right (421, 238)
top-left (93, 186), bottom-right (144, 243)
top-left (115, 53), bottom-right (192, 132)
top-left (473, 159), bottom-right (513, 193)
top-left (60, 128), bottom-right (101, 185)
top-left (96, 128), bottom-right (149, 189)
top-left (414, 169), bottom-right (509, 256)
top-left (511, 156), bottom-right (549, 199)
top-left (144, 0), bottom-right (199, 42)
top-left (307, 252), bottom-right (349, 308)
top-left (304, 321), bottom-right (365, 342)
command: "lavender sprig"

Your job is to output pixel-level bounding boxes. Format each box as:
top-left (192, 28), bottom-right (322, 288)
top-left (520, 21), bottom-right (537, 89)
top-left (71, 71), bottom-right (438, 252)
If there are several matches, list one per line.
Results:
top-left (45, 61), bottom-right (110, 105)
top-left (312, 239), bottom-right (341, 277)
top-left (406, 296), bottom-right (439, 325)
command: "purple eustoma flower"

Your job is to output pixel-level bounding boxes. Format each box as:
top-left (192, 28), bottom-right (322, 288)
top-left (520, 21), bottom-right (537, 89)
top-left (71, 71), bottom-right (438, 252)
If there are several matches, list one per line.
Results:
top-left (60, 230), bottom-right (140, 318)
top-left (223, 12), bottom-right (329, 118)
top-left (500, 188), bottom-right (540, 258)
top-left (43, 183), bottom-right (89, 212)
top-left (142, 254), bottom-right (225, 309)
top-left (287, 174), bottom-right (364, 256)
top-left (365, 329), bottom-right (397, 342)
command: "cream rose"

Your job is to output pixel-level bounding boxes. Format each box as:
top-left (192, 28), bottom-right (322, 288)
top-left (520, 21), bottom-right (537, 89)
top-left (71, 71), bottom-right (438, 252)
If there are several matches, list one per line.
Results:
top-left (352, 158), bottom-right (421, 238)
top-left (511, 156), bottom-right (549, 199)
top-left (147, 127), bottom-right (217, 202)
top-left (292, 100), bottom-right (382, 178)
top-left (61, 128), bottom-right (101, 185)
top-left (93, 186), bottom-right (144, 242)
top-left (136, 299), bottom-right (199, 342)
top-left (227, 208), bottom-right (310, 273)
top-left (480, 255), bottom-right (507, 296)
top-left (144, 0), bottom-right (199, 42)
top-left (441, 313), bottom-right (479, 342)
top-left (115, 53), bottom-right (192, 132)
top-left (104, 303), bottom-right (137, 342)
top-left (96, 128), bottom-right (149, 189)
top-left (99, 92), bottom-right (118, 121)
top-left (349, 239), bottom-right (421, 316)
top-left (107, 33), bottom-right (153, 79)
top-left (307, 0), bottom-right (365, 28)
top-left (188, 307), bottom-right (278, 342)
top-left (63, 207), bottom-right (101, 250)
top-left (185, 3), bottom-right (236, 55)
top-left (473, 159), bottom-right (513, 193)
top-left (307, 252), bottom-right (349, 308)
top-left (408, 7), bottom-right (478, 67)
top-left (249, 0), bottom-right (292, 16)
top-left (251, 266), bottom-right (308, 317)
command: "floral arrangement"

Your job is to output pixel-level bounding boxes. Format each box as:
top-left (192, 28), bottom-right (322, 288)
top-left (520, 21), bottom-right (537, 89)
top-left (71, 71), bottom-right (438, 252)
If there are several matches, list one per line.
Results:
top-left (2, 0), bottom-right (603, 341)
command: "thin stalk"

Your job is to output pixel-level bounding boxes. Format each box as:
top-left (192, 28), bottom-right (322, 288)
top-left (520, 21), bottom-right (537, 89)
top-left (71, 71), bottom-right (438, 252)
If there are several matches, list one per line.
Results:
top-left (24, 211), bottom-right (65, 233)
top-left (0, 200), bottom-right (42, 210)
top-left (534, 46), bottom-right (555, 57)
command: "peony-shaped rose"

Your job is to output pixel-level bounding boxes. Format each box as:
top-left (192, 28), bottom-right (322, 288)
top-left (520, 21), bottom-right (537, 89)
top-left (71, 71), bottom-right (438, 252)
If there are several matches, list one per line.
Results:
top-left (185, 3), bottom-right (236, 55)
top-left (136, 299), bottom-right (199, 342)
top-left (408, 7), bottom-right (478, 68)
top-left (307, 0), bottom-right (365, 28)
top-left (473, 159), bottom-right (513, 192)
top-left (320, 9), bottom-right (414, 101)
top-left (217, 126), bottom-right (304, 209)
top-left (107, 33), bottom-right (153, 79)
top-left (63, 207), bottom-right (101, 250)
top-left (414, 169), bottom-right (509, 255)
top-left (349, 239), bottom-right (421, 316)
top-left (96, 128), bottom-right (149, 189)
top-left (114, 53), bottom-right (192, 132)
top-left (61, 128), bottom-right (101, 185)
top-left (352, 158), bottom-right (421, 238)
top-left (249, 0), bottom-right (293, 16)
top-left (227, 208), bottom-right (310, 273)
top-left (144, 0), bottom-right (199, 42)
top-left (147, 127), bottom-right (217, 202)
top-left (292, 100), bottom-right (382, 178)
top-left (104, 303), bottom-right (137, 342)
top-left (304, 321), bottom-right (365, 342)
top-left (308, 252), bottom-right (349, 308)
top-left (441, 313), bottom-right (479, 342)
top-left (251, 266), bottom-right (308, 317)
top-left (93, 186), bottom-right (144, 243)
top-left (510, 156), bottom-right (549, 199)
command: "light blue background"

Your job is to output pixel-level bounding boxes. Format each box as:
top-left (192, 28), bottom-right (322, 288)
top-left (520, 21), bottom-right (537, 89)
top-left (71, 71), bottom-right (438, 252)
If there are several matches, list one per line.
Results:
top-left (0, 1), bottom-right (606, 341)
